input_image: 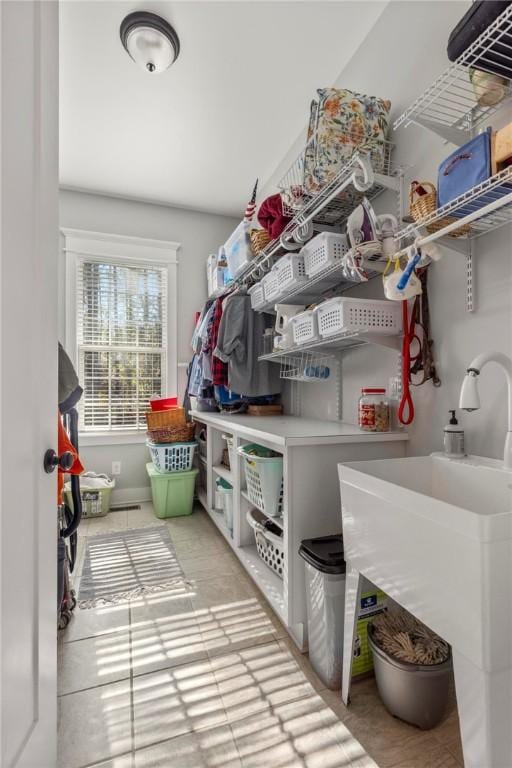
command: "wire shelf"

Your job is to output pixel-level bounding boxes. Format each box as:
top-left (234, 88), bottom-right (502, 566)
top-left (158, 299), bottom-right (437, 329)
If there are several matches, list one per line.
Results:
top-left (394, 5), bottom-right (512, 139)
top-left (279, 351), bottom-right (336, 383)
top-left (256, 250), bottom-right (381, 313)
top-left (279, 133), bottom-right (397, 222)
top-left (259, 327), bottom-right (401, 362)
top-left (398, 166), bottom-right (512, 242)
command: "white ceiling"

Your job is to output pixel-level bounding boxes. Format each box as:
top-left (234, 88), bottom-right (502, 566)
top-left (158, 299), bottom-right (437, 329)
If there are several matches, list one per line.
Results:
top-left (60, 1), bottom-right (386, 217)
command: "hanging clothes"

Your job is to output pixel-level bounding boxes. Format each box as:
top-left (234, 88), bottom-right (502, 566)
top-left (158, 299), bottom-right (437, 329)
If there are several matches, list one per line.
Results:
top-left (198, 302), bottom-right (215, 382)
top-left (214, 293), bottom-right (281, 397)
top-left (211, 296), bottom-right (229, 387)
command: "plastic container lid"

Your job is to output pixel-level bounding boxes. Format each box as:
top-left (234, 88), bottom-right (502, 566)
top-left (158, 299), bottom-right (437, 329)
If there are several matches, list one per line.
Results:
top-left (298, 534), bottom-right (346, 575)
top-left (361, 388), bottom-right (386, 394)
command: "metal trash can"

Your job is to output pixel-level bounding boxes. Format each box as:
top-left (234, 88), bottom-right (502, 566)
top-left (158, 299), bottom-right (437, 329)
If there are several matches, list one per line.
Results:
top-left (368, 623), bottom-right (453, 729)
top-left (299, 535), bottom-right (346, 690)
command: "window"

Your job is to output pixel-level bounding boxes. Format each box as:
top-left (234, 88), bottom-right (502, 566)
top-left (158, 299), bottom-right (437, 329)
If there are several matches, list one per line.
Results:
top-left (77, 259), bottom-right (167, 431)
top-left (63, 229), bottom-right (179, 438)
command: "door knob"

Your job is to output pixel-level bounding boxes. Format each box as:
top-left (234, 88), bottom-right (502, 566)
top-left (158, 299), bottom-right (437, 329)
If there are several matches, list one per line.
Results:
top-left (43, 449), bottom-right (74, 474)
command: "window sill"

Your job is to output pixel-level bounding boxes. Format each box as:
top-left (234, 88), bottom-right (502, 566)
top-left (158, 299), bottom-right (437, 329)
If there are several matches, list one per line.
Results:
top-left (79, 431), bottom-right (147, 447)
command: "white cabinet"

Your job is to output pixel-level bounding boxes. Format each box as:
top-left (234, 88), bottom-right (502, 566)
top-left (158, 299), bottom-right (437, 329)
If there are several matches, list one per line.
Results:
top-left (191, 410), bottom-right (408, 650)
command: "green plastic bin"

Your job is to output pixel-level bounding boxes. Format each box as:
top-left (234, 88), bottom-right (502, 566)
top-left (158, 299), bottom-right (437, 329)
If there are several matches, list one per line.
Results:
top-left (146, 463), bottom-right (198, 519)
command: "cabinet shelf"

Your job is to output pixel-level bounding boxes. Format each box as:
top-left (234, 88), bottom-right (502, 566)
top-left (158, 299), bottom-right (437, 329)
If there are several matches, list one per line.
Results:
top-left (212, 464), bottom-right (233, 484)
top-left (398, 167), bottom-right (512, 244)
top-left (394, 5), bottom-right (512, 143)
top-left (236, 545), bottom-right (286, 622)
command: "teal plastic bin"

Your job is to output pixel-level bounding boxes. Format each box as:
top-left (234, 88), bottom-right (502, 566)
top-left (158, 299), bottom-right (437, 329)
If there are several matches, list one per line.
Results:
top-left (146, 463), bottom-right (198, 519)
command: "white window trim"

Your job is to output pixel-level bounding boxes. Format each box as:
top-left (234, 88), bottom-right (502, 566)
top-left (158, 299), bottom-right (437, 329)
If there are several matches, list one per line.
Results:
top-left (61, 228), bottom-right (181, 445)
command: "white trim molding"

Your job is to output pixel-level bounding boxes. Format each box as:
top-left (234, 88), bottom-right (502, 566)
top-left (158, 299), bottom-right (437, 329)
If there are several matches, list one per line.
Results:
top-left (61, 227), bottom-right (181, 263)
top-left (61, 228), bottom-right (181, 444)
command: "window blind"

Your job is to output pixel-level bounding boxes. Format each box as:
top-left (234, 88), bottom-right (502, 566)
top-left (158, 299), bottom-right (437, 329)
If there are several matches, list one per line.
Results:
top-left (76, 258), bottom-right (168, 431)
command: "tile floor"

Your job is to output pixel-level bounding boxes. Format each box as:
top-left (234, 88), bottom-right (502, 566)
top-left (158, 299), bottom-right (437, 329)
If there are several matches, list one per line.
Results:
top-left (58, 503), bottom-right (464, 768)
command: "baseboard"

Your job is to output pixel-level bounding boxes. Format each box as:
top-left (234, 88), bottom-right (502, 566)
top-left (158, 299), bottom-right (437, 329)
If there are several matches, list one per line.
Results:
top-left (111, 486), bottom-right (152, 506)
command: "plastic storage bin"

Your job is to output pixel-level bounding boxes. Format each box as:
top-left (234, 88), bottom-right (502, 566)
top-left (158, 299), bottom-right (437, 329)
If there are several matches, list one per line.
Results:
top-left (216, 478), bottom-right (234, 534)
top-left (64, 481), bottom-right (115, 519)
top-left (299, 535), bottom-right (347, 689)
top-left (316, 297), bottom-right (401, 338)
top-left (248, 282), bottom-right (266, 311)
top-left (238, 444), bottom-right (283, 517)
top-left (290, 309), bottom-right (319, 345)
top-left (224, 221), bottom-right (253, 278)
top-left (368, 624), bottom-right (453, 729)
top-left (301, 232), bottom-right (349, 278)
top-left (146, 463), bottom-right (198, 518)
top-left (262, 268), bottom-right (281, 303)
top-left (300, 535), bottom-right (387, 689)
top-left (146, 441), bottom-right (197, 472)
top-left (274, 253), bottom-right (307, 292)
top-left (247, 508), bottom-right (285, 578)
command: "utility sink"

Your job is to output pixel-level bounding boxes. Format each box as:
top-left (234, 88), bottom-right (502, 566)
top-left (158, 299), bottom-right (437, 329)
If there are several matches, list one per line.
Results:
top-left (338, 453), bottom-right (512, 768)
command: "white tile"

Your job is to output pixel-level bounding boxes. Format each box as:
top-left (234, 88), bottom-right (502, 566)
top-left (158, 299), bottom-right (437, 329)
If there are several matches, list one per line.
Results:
top-left (58, 679), bottom-right (132, 768)
top-left (179, 553), bottom-right (243, 581)
top-left (126, 507), bottom-right (162, 529)
top-left (61, 603), bottom-right (130, 643)
top-left (230, 694), bottom-right (378, 768)
top-left (190, 575), bottom-right (259, 611)
top-left (86, 510), bottom-right (129, 535)
top-left (132, 725), bottom-right (241, 768)
top-left (173, 535), bottom-right (226, 560)
top-left (87, 755), bottom-right (133, 768)
top-left (130, 603), bottom-right (209, 677)
top-left (210, 642), bottom-right (316, 723)
top-left (132, 661), bottom-right (227, 751)
top-left (196, 596), bottom-right (281, 658)
top-left (58, 631), bottom-right (131, 695)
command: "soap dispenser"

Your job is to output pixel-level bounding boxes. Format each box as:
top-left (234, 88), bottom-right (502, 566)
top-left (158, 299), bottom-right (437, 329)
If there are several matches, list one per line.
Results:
top-left (444, 410), bottom-right (465, 458)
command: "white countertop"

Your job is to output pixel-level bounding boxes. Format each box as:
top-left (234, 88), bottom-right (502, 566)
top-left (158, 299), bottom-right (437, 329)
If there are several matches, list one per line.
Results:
top-left (190, 410), bottom-right (408, 447)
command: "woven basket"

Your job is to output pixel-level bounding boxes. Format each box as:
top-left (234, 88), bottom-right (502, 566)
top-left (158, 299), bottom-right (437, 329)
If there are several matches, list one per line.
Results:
top-left (147, 422), bottom-right (196, 444)
top-left (250, 229), bottom-right (272, 255)
top-left (145, 407), bottom-right (186, 431)
top-left (409, 181), bottom-right (471, 238)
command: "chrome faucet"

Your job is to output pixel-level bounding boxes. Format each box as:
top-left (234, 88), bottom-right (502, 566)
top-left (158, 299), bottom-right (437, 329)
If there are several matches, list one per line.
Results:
top-left (459, 351), bottom-right (512, 469)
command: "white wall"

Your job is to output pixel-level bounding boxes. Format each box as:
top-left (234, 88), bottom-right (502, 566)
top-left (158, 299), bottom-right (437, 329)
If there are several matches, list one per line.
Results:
top-left (59, 189), bottom-right (237, 500)
top-left (291, 0), bottom-right (512, 462)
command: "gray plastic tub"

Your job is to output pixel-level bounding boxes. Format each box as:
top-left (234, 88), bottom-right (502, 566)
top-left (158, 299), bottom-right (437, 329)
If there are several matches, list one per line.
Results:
top-left (368, 623), bottom-right (453, 730)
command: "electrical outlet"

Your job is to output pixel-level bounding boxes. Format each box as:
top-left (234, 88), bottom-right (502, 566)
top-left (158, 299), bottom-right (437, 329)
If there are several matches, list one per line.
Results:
top-left (111, 461), bottom-right (121, 476)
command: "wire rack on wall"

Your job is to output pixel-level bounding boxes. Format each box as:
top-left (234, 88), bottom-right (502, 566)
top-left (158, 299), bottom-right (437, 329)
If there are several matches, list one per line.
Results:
top-left (279, 351), bottom-right (336, 383)
top-left (279, 135), bottom-right (399, 225)
top-left (394, 5), bottom-right (512, 142)
top-left (398, 166), bottom-right (512, 243)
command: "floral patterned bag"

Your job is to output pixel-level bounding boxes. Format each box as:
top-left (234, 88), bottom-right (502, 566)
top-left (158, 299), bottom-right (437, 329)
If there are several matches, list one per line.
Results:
top-left (303, 88), bottom-right (391, 195)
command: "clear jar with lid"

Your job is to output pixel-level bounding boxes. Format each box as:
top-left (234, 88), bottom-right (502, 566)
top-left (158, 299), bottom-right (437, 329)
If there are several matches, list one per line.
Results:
top-left (358, 388), bottom-right (390, 432)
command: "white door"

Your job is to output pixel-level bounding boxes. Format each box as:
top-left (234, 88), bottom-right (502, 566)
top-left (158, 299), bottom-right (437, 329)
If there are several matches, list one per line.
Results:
top-left (0, 2), bottom-right (59, 766)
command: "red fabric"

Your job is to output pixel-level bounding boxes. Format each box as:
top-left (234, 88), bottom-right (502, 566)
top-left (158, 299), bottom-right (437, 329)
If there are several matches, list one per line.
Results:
top-left (57, 415), bottom-right (84, 504)
top-left (257, 194), bottom-right (292, 240)
top-left (210, 297), bottom-right (228, 386)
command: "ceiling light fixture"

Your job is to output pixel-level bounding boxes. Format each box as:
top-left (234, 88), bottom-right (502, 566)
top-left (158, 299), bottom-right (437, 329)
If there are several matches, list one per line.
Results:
top-left (120, 11), bottom-right (180, 74)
